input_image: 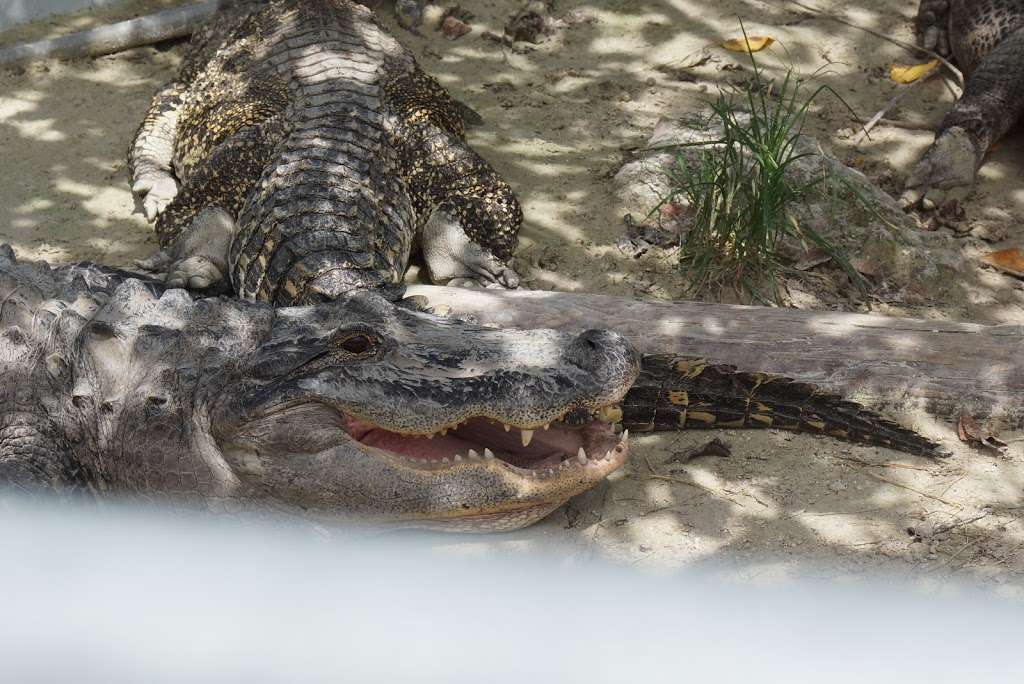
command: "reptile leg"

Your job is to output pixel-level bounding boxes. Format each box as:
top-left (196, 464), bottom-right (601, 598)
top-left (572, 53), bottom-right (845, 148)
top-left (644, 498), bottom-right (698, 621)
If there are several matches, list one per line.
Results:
top-left (142, 117), bottom-right (280, 291)
top-left (422, 206), bottom-right (521, 289)
top-left (129, 82), bottom-right (185, 221)
top-left (138, 207), bottom-right (235, 291)
top-left (901, 25), bottom-right (1024, 209)
top-left (915, 0), bottom-right (951, 56)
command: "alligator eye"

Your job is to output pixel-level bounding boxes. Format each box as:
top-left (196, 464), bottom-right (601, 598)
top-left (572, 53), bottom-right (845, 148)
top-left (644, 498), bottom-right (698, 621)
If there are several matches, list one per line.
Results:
top-left (337, 333), bottom-right (377, 355)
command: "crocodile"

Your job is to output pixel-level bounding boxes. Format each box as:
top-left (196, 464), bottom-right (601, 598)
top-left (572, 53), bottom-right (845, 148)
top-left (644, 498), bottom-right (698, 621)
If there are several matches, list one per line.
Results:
top-left (129, 0), bottom-right (522, 303)
top-left (0, 246), bottom-right (947, 529)
top-left (0, 246), bottom-right (636, 531)
top-left (901, 0), bottom-right (1024, 209)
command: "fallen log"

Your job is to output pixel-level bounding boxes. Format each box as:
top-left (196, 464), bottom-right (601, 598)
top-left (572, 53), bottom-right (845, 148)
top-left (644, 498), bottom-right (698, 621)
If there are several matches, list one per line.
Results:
top-left (405, 285), bottom-right (1024, 429)
top-left (0, 2), bottom-right (215, 68)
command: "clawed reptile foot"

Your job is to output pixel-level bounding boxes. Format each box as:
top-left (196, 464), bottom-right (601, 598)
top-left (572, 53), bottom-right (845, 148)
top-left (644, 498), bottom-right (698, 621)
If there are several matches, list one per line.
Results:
top-left (899, 127), bottom-right (979, 210)
top-left (165, 255), bottom-right (225, 290)
top-left (447, 260), bottom-right (520, 290)
top-left (915, 0), bottom-right (951, 56)
top-left (132, 171), bottom-right (179, 221)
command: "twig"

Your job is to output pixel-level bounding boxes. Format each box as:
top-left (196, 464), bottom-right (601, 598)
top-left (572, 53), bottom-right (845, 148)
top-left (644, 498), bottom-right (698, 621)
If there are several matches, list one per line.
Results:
top-left (785, 0), bottom-right (964, 89)
top-left (925, 539), bottom-right (976, 573)
top-left (852, 74), bottom-right (936, 145)
top-left (932, 509), bottom-right (992, 536)
top-left (874, 118), bottom-right (937, 131)
top-left (831, 454), bottom-right (932, 471)
top-left (868, 473), bottom-right (962, 508)
top-left (637, 473), bottom-right (746, 508)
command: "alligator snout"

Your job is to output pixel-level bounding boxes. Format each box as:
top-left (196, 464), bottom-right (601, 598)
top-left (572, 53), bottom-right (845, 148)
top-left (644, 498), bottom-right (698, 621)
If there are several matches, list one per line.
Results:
top-left (564, 328), bottom-right (639, 389)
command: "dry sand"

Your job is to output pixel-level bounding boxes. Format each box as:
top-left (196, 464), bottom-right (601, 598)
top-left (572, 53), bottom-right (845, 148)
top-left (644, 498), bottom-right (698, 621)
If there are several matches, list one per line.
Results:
top-left (2, 0), bottom-right (1022, 591)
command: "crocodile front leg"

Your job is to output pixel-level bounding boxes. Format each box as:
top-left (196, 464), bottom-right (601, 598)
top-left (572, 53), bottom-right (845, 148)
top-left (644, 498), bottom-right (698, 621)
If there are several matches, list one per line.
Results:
top-left (128, 82), bottom-right (185, 221)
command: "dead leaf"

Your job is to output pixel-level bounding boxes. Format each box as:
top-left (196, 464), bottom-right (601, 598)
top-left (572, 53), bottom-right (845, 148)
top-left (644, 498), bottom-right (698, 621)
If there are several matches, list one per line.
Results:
top-left (958, 415), bottom-right (1009, 454)
top-left (721, 35), bottom-right (775, 53)
top-left (889, 59), bottom-right (939, 84)
top-left (980, 247), bottom-right (1024, 278)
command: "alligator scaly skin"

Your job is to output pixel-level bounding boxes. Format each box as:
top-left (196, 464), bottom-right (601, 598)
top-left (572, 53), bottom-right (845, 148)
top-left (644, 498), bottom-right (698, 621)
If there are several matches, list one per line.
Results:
top-left (130, 0), bottom-right (521, 303)
top-left (622, 354), bottom-right (947, 457)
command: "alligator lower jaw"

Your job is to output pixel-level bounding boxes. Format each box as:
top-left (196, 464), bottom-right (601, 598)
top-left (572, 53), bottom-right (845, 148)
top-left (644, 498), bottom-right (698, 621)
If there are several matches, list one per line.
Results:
top-left (345, 412), bottom-right (629, 480)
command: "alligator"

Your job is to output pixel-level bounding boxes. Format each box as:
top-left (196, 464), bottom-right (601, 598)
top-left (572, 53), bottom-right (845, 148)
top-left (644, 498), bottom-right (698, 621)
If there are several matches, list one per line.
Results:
top-left (901, 0), bottom-right (1024, 209)
top-left (0, 246), bottom-right (635, 531)
top-left (0, 247), bottom-right (947, 530)
top-left (129, 0), bottom-right (522, 303)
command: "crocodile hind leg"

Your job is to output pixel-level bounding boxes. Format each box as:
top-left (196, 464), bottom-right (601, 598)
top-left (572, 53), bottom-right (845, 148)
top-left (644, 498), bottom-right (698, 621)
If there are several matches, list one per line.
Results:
top-left (902, 9), bottom-right (1024, 208)
top-left (621, 354), bottom-right (948, 457)
top-left (388, 70), bottom-right (524, 289)
top-left (140, 119), bottom-right (283, 291)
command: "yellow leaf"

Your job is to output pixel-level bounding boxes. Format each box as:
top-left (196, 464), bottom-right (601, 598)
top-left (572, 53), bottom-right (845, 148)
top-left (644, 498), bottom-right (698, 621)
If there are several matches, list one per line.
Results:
top-left (889, 59), bottom-right (940, 84)
top-left (720, 35), bottom-right (775, 53)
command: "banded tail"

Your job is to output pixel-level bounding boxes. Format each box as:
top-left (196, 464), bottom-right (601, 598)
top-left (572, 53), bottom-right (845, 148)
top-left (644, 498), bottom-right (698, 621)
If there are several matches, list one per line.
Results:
top-left (621, 354), bottom-right (948, 457)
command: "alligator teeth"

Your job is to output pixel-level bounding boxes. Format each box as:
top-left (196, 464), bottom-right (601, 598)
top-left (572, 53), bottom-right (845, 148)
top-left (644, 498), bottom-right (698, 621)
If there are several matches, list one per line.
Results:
top-left (614, 430), bottom-right (629, 454)
top-left (577, 447), bottom-right (588, 465)
top-left (441, 457), bottom-right (449, 463)
top-left (440, 429), bottom-right (448, 437)
top-left (468, 449), bottom-right (480, 460)
top-left (543, 423), bottom-right (550, 430)
top-left (484, 448), bottom-right (495, 459)
top-left (454, 454), bottom-right (463, 462)
top-left (521, 430), bottom-right (534, 447)
top-left (504, 424), bottom-right (511, 432)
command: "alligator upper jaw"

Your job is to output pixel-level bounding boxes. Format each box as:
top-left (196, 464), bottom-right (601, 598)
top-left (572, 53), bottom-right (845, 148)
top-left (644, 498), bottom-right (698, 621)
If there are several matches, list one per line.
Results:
top-left (346, 410), bottom-right (629, 477)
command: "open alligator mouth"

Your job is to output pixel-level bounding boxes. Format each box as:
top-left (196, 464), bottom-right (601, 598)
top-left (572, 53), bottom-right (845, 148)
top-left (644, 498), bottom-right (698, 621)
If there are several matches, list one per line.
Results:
top-left (345, 404), bottom-right (629, 479)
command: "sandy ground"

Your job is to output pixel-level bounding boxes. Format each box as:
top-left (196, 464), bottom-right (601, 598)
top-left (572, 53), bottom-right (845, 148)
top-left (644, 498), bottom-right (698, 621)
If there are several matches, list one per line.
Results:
top-left (2, 0), bottom-right (1023, 592)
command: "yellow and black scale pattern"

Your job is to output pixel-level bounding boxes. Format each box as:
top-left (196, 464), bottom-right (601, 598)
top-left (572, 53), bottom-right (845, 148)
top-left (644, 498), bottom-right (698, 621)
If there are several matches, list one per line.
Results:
top-left (383, 70), bottom-right (522, 261)
top-left (621, 354), bottom-right (947, 457)
top-left (130, 0), bottom-right (522, 305)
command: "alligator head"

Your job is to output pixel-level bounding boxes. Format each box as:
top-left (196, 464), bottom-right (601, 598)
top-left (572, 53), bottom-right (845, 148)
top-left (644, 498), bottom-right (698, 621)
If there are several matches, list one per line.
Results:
top-left (0, 248), bottom-right (638, 531)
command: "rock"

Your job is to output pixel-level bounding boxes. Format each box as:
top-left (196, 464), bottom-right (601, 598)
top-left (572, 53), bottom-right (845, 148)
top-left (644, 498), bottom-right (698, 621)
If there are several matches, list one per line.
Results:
top-left (612, 112), bottom-right (968, 304)
top-left (505, 0), bottom-right (556, 43)
top-left (441, 16), bottom-right (471, 40)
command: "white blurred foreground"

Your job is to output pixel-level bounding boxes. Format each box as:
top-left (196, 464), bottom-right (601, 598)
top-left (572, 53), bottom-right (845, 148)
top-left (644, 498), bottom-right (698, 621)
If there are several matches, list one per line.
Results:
top-left (0, 496), bottom-right (1020, 683)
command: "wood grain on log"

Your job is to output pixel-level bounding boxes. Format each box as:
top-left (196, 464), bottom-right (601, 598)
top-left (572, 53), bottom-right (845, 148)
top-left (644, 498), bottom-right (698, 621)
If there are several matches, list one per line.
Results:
top-left (0, 2), bottom-right (215, 67)
top-left (406, 285), bottom-right (1024, 427)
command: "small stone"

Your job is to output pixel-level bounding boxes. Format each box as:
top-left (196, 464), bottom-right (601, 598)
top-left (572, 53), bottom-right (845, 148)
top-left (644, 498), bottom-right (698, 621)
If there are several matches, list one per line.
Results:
top-left (441, 16), bottom-right (471, 40)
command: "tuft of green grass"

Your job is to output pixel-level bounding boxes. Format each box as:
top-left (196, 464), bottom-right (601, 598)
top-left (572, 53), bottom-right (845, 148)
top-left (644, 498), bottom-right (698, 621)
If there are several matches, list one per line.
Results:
top-left (656, 27), bottom-right (863, 304)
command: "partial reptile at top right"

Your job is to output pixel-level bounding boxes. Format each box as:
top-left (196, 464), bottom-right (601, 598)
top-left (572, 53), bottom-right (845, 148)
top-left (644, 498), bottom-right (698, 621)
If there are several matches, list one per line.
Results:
top-left (901, 0), bottom-right (1024, 209)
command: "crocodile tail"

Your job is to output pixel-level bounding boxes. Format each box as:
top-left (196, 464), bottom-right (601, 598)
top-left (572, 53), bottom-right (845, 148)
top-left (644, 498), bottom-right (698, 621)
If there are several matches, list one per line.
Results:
top-left (620, 354), bottom-right (948, 457)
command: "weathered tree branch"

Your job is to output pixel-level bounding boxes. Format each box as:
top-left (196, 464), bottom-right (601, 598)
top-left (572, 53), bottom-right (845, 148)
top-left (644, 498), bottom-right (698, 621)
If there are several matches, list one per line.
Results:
top-left (406, 285), bottom-right (1024, 428)
top-left (0, 2), bottom-right (215, 68)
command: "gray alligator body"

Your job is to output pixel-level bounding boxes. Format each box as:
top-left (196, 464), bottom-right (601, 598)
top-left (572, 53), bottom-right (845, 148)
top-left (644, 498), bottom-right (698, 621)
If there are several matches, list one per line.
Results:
top-left (0, 246), bottom-right (635, 531)
top-left (903, 0), bottom-right (1024, 207)
top-left (129, 0), bottom-right (521, 303)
